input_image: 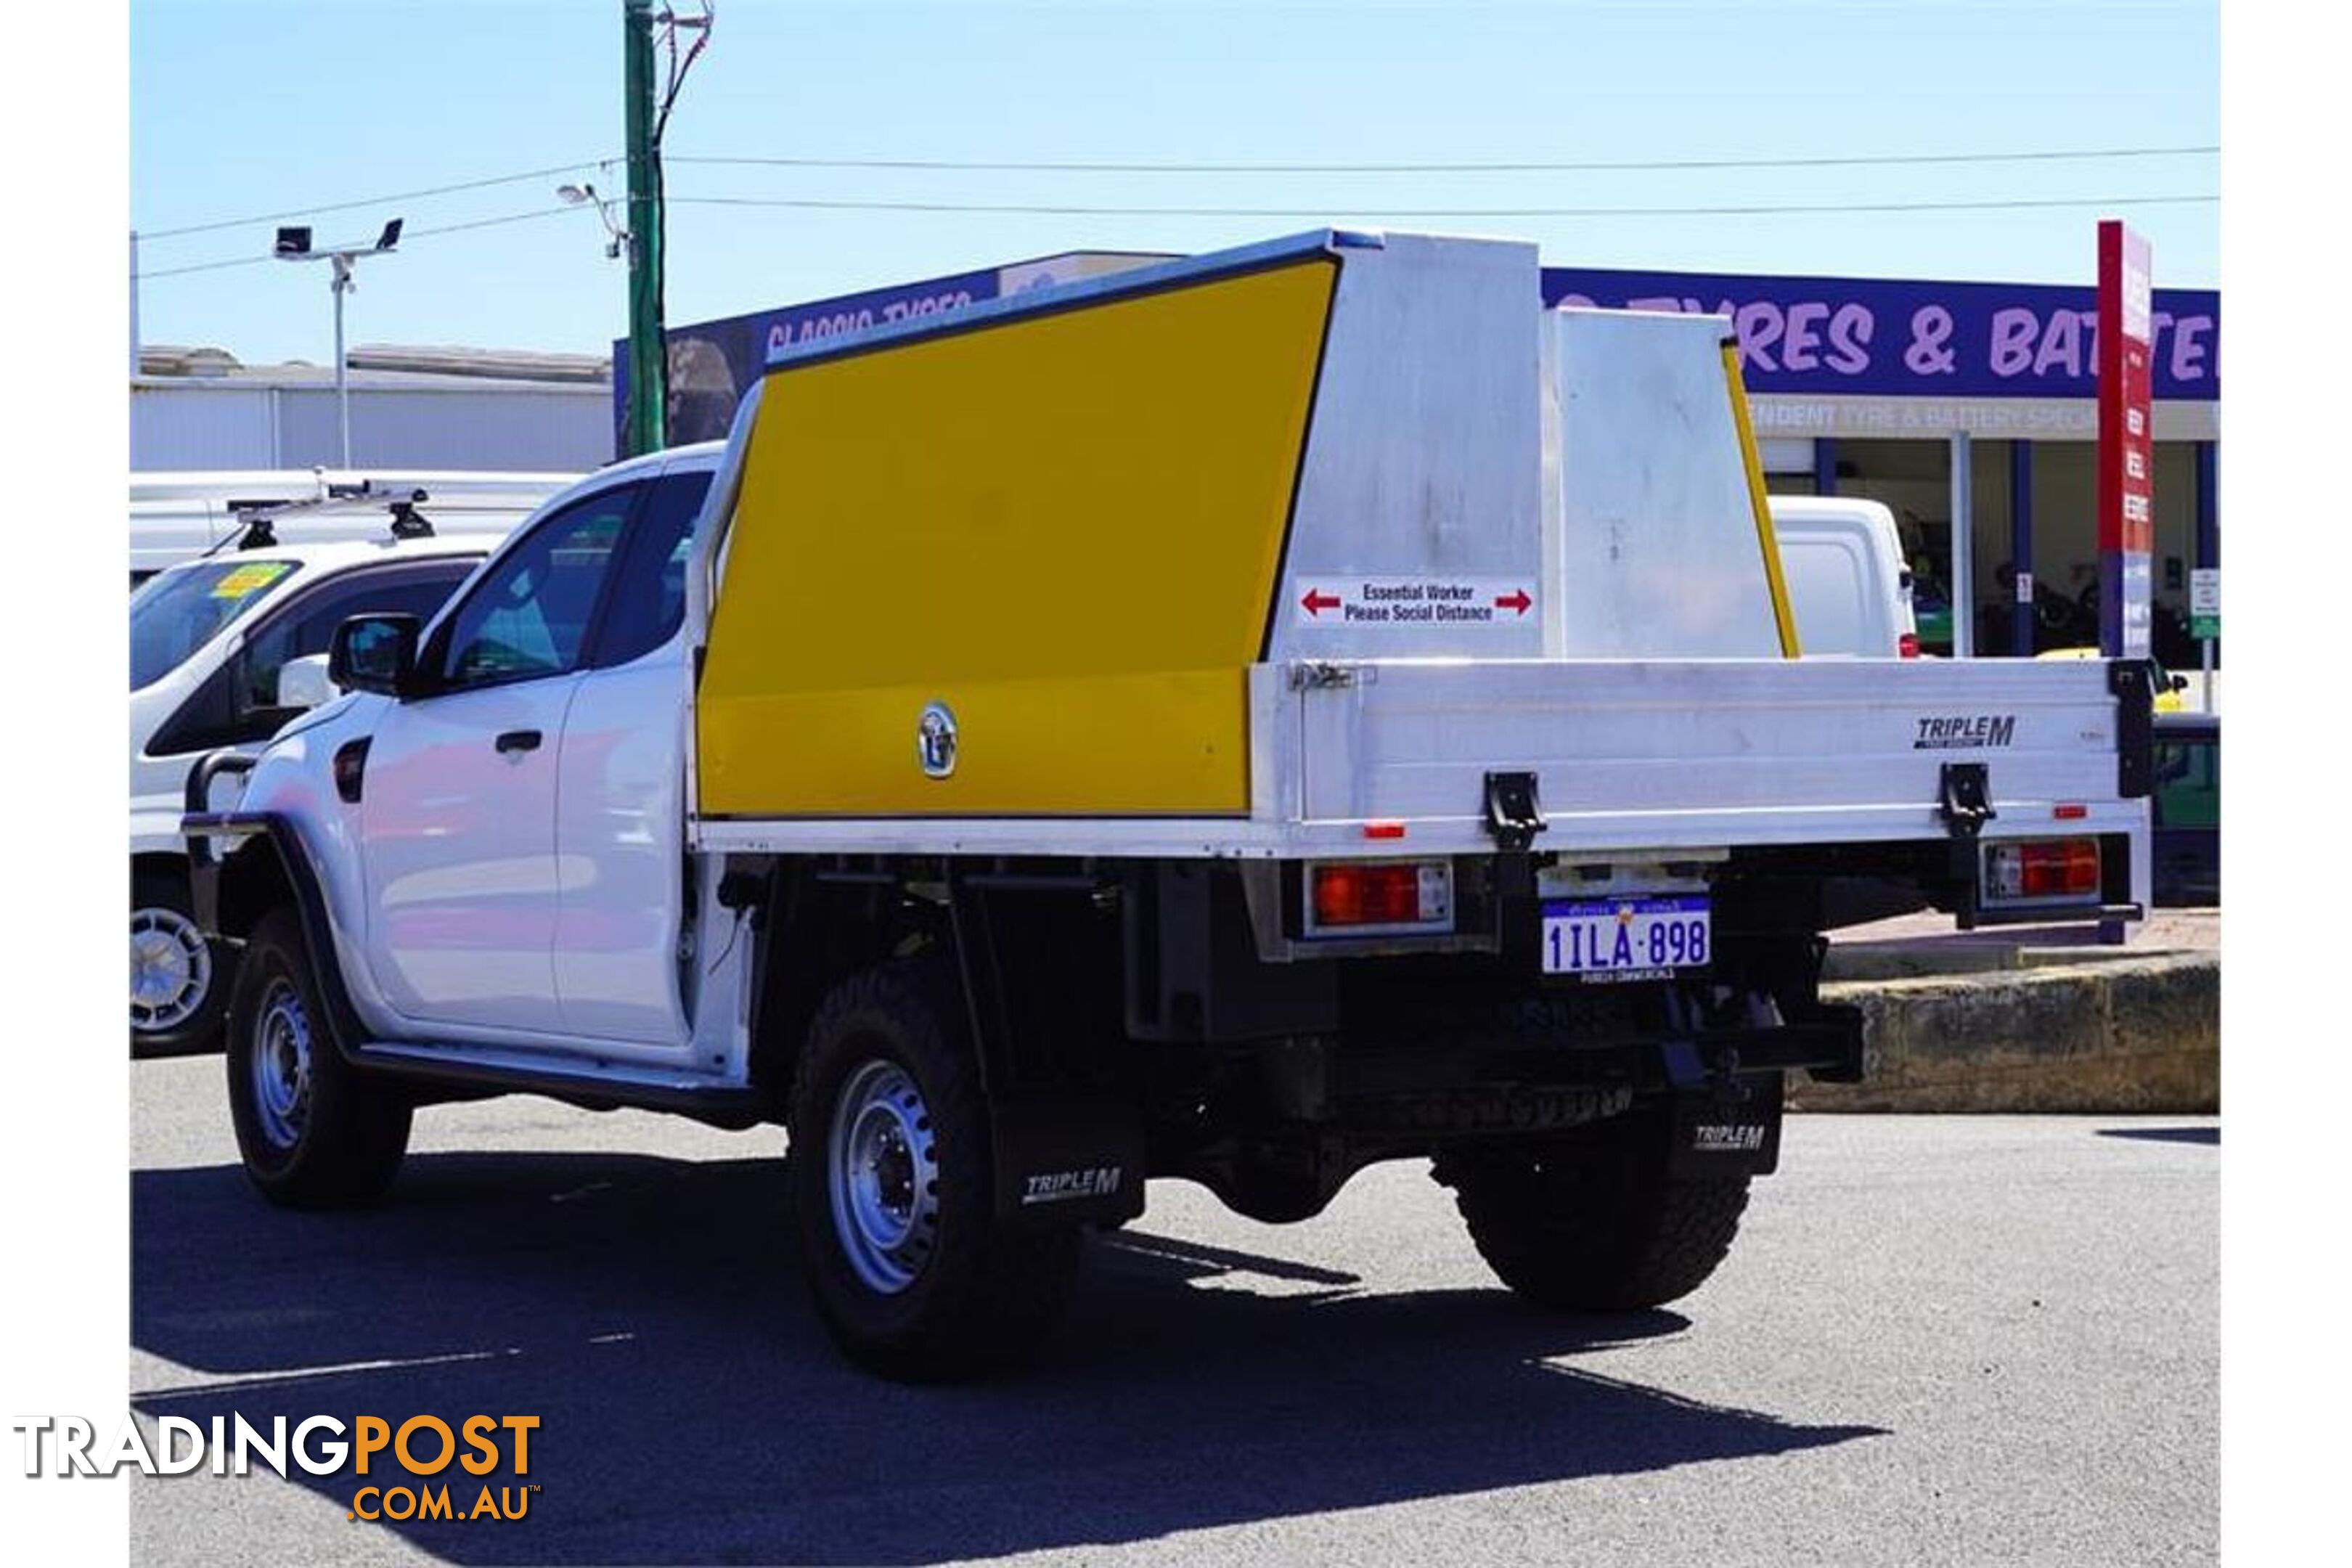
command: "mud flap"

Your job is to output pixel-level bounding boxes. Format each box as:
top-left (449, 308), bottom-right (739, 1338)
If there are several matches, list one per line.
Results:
top-left (1667, 1072), bottom-right (1784, 1178)
top-left (990, 1093), bottom-right (1148, 1230)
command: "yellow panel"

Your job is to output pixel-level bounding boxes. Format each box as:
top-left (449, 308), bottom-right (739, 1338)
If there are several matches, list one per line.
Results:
top-left (698, 257), bottom-right (1336, 817)
top-left (1722, 343), bottom-right (1802, 658)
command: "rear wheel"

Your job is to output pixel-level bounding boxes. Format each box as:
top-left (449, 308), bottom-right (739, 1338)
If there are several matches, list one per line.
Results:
top-left (131, 867), bottom-right (227, 1055)
top-left (224, 907), bottom-right (411, 1208)
top-left (1434, 1107), bottom-right (1751, 1310)
top-left (789, 954), bottom-right (1082, 1381)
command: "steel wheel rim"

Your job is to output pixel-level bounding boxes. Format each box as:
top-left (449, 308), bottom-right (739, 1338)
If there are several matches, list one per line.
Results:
top-left (131, 905), bottom-right (212, 1034)
top-left (248, 977), bottom-right (314, 1152)
top-left (825, 1059), bottom-right (941, 1295)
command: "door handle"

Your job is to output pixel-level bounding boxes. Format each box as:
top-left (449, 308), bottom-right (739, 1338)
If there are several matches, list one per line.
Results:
top-left (495, 729), bottom-right (542, 756)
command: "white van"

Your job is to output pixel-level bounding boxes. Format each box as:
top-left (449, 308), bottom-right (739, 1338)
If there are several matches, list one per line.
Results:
top-left (131, 498), bottom-right (540, 1055)
top-left (1767, 495), bottom-right (1919, 658)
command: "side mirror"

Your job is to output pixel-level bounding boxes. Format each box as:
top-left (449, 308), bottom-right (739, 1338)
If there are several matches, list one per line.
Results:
top-left (272, 652), bottom-right (339, 710)
top-left (328, 613), bottom-right (422, 698)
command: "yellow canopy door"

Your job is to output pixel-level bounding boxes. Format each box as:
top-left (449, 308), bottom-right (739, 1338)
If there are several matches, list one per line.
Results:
top-left (697, 255), bottom-right (1336, 818)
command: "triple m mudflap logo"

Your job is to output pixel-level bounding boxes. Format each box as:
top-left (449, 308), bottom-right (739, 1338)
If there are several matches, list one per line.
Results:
top-left (12, 1413), bottom-right (541, 1524)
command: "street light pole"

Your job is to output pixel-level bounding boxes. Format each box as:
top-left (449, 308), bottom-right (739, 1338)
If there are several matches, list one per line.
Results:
top-left (273, 219), bottom-right (401, 471)
top-left (332, 254), bottom-right (354, 467)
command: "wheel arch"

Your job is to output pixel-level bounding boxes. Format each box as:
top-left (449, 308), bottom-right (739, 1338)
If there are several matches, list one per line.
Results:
top-left (746, 860), bottom-right (942, 1109)
top-left (213, 834), bottom-right (296, 947)
top-left (196, 815), bottom-right (369, 1065)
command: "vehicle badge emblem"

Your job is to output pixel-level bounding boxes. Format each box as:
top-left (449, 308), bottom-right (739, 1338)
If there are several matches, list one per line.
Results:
top-left (917, 701), bottom-right (958, 779)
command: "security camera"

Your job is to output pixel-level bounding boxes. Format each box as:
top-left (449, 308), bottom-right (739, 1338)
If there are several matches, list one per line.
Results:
top-left (274, 226), bottom-right (312, 258)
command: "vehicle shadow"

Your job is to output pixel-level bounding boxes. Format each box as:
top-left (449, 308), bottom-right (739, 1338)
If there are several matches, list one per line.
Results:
top-left (132, 1152), bottom-right (1885, 1565)
top-left (2096, 1126), bottom-right (2220, 1146)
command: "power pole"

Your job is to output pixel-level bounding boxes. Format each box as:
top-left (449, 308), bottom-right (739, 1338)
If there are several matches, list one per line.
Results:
top-left (623, 0), bottom-right (666, 457)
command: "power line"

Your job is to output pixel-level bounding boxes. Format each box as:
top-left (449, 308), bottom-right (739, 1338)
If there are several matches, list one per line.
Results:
top-left (134, 187), bottom-right (2220, 283)
top-left (670, 144), bottom-right (2220, 176)
top-left (131, 143), bottom-right (2220, 246)
top-left (134, 205), bottom-right (584, 281)
top-left (135, 159), bottom-right (614, 242)
top-left (669, 192), bottom-right (2219, 219)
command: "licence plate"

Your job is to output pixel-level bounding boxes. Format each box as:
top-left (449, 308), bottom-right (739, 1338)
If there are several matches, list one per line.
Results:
top-left (1540, 896), bottom-right (1711, 981)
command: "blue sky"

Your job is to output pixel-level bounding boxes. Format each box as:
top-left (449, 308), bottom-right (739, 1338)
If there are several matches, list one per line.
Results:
top-left (130, 0), bottom-right (2219, 365)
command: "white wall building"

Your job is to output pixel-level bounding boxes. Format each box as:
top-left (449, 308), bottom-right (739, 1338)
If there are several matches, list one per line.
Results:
top-left (131, 343), bottom-right (613, 473)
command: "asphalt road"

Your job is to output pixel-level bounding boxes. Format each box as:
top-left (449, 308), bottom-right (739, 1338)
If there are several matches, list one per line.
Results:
top-left (130, 1057), bottom-right (2217, 1567)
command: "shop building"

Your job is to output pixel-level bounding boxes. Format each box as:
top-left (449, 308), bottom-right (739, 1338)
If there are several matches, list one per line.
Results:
top-left (1543, 266), bottom-right (2219, 664)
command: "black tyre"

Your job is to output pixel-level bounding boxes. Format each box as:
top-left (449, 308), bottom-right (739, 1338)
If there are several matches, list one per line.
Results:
top-left (1435, 1108), bottom-right (1750, 1311)
top-left (131, 866), bottom-right (230, 1057)
top-left (789, 953), bottom-right (1082, 1381)
top-left (224, 907), bottom-right (411, 1208)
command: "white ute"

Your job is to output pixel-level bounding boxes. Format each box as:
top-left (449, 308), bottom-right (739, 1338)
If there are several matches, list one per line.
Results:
top-left (185, 232), bottom-right (2156, 1380)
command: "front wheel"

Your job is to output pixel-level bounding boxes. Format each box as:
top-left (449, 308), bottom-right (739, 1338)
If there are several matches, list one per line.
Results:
top-left (789, 954), bottom-right (1082, 1381)
top-left (224, 907), bottom-right (411, 1208)
top-left (1434, 1107), bottom-right (1752, 1311)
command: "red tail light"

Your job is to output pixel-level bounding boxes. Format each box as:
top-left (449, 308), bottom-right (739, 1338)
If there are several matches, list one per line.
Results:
top-left (2021, 839), bottom-right (2102, 898)
top-left (1898, 632), bottom-right (1921, 658)
top-left (1984, 837), bottom-right (2102, 902)
top-left (1307, 860), bottom-right (1454, 932)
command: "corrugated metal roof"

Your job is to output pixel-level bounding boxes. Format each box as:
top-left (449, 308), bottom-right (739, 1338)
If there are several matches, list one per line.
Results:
top-left (133, 369), bottom-right (608, 396)
top-left (346, 343), bottom-right (608, 383)
top-left (136, 341), bottom-right (609, 387)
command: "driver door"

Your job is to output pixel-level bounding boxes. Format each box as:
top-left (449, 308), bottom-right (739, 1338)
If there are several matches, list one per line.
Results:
top-left (356, 483), bottom-right (646, 1037)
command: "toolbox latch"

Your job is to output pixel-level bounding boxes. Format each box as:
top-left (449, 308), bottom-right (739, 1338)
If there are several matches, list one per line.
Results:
top-left (1937, 762), bottom-right (1995, 841)
top-left (1482, 770), bottom-right (1548, 854)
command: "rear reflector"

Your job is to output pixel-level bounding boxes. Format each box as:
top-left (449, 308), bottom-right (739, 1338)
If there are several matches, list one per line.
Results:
top-left (1983, 837), bottom-right (2102, 903)
top-left (1898, 632), bottom-right (1921, 658)
top-left (2053, 802), bottom-right (2088, 820)
top-left (1307, 859), bottom-right (1454, 934)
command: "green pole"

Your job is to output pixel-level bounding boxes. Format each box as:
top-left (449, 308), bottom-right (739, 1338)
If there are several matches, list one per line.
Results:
top-left (622, 0), bottom-right (666, 456)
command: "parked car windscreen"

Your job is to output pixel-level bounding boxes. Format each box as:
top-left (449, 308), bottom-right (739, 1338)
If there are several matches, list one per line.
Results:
top-left (128, 558), bottom-right (299, 690)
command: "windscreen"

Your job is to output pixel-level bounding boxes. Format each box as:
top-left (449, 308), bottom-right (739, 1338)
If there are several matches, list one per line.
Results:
top-left (128, 558), bottom-right (297, 690)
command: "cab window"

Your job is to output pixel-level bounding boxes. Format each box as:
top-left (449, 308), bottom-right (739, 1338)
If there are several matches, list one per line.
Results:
top-left (438, 486), bottom-right (643, 688)
top-left (591, 470), bottom-right (714, 668)
top-left (237, 561), bottom-right (478, 711)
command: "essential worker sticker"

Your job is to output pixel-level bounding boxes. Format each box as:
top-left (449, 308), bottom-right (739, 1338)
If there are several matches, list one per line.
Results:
top-left (1292, 576), bottom-right (1537, 629)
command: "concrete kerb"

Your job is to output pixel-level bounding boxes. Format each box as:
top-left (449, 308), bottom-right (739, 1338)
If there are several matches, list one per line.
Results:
top-left (1791, 951), bottom-right (2218, 1114)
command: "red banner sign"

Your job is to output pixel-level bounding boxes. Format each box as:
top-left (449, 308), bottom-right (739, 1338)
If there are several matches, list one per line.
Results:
top-left (2096, 221), bottom-right (2155, 658)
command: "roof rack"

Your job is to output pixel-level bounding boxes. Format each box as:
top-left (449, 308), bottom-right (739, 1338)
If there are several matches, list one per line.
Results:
top-left (211, 480), bottom-right (438, 556)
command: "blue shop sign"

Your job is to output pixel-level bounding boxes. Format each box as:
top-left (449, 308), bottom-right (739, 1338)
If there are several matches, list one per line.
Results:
top-left (1541, 266), bottom-right (2218, 402)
